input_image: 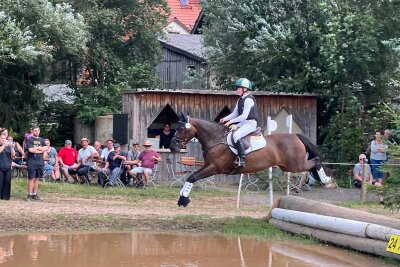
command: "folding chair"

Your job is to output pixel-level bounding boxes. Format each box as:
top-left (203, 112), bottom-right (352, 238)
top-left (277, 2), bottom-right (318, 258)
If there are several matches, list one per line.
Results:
top-left (104, 162), bottom-right (125, 189)
top-left (170, 156), bottom-right (196, 188)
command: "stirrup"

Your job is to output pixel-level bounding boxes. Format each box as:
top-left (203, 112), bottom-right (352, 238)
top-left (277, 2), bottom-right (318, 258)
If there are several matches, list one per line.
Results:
top-left (234, 157), bottom-right (246, 168)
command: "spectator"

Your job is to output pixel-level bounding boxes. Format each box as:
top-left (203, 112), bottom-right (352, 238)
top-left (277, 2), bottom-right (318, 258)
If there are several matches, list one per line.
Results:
top-left (26, 126), bottom-right (48, 201)
top-left (0, 135), bottom-right (15, 200)
top-left (125, 141), bottom-right (141, 186)
top-left (93, 141), bottom-right (103, 158)
top-left (354, 154), bottom-right (384, 204)
top-left (98, 143), bottom-right (127, 187)
top-left (70, 138), bottom-right (98, 184)
top-left (6, 135), bottom-right (25, 167)
top-left (149, 123), bottom-right (176, 149)
top-left (0, 128), bottom-right (8, 138)
top-left (100, 139), bottom-right (114, 161)
top-left (384, 129), bottom-right (397, 145)
top-left (58, 139), bottom-right (79, 183)
top-left (370, 130), bottom-right (388, 183)
top-left (129, 140), bottom-right (161, 189)
top-left (43, 139), bottom-right (60, 182)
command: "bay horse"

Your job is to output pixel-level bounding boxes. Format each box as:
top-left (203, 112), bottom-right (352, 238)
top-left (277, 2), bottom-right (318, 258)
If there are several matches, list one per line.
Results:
top-left (170, 114), bottom-right (327, 207)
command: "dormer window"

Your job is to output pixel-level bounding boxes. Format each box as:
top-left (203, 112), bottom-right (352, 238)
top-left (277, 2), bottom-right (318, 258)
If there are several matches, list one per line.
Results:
top-left (181, 0), bottom-right (187, 6)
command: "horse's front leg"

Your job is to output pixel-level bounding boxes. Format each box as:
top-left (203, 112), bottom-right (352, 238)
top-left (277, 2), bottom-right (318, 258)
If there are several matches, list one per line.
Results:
top-left (177, 166), bottom-right (217, 207)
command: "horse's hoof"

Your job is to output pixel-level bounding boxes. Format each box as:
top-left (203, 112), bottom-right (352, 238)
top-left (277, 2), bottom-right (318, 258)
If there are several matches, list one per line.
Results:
top-left (177, 196), bottom-right (190, 207)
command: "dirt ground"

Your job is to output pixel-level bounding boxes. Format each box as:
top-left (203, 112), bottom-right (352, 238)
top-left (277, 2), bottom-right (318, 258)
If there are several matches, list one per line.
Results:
top-left (1, 184), bottom-right (399, 233)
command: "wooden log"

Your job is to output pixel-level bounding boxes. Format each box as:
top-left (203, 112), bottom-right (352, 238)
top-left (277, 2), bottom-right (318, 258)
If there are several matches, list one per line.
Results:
top-left (269, 218), bottom-right (400, 260)
top-left (272, 195), bottom-right (400, 229)
top-left (271, 208), bottom-right (400, 241)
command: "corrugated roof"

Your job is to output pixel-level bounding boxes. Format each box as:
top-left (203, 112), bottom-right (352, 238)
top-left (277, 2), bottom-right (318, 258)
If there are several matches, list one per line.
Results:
top-left (123, 88), bottom-right (316, 97)
top-left (159, 33), bottom-right (205, 60)
top-left (166, 0), bottom-right (202, 32)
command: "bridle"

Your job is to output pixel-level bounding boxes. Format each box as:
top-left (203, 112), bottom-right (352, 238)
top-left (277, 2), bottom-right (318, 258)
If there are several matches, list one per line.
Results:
top-left (171, 123), bottom-right (193, 149)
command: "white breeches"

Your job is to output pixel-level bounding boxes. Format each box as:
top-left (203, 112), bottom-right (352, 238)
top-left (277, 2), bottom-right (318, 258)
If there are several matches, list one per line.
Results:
top-left (233, 120), bottom-right (257, 143)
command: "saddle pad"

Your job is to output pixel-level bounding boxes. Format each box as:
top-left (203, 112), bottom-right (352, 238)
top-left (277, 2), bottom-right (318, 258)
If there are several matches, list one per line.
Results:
top-left (227, 132), bottom-right (267, 155)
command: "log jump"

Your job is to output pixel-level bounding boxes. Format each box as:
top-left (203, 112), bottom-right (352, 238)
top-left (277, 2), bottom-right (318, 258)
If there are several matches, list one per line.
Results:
top-left (268, 195), bottom-right (400, 259)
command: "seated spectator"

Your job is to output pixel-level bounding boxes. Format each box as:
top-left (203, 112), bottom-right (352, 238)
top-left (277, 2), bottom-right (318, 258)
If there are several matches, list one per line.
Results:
top-left (353, 154), bottom-right (381, 188)
top-left (125, 141), bottom-right (141, 185)
top-left (354, 153), bottom-right (384, 204)
top-left (98, 143), bottom-right (127, 187)
top-left (43, 139), bottom-right (60, 182)
top-left (129, 140), bottom-right (161, 189)
top-left (58, 140), bottom-right (78, 183)
top-left (69, 138), bottom-right (99, 184)
top-left (100, 139), bottom-right (114, 162)
top-left (93, 141), bottom-right (103, 159)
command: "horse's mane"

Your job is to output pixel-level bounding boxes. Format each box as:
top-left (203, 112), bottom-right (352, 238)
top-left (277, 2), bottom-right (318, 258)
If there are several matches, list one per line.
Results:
top-left (189, 118), bottom-right (226, 141)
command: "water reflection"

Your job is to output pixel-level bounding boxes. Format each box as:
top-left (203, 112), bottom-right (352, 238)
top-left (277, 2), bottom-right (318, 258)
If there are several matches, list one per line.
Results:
top-left (0, 232), bottom-right (388, 267)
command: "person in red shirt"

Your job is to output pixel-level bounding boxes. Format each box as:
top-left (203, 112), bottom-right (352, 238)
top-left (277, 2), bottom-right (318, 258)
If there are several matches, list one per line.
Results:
top-left (57, 140), bottom-right (78, 183)
top-left (129, 140), bottom-right (161, 188)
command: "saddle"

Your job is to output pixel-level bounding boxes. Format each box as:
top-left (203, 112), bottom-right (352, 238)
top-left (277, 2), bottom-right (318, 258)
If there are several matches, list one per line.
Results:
top-left (227, 127), bottom-right (266, 155)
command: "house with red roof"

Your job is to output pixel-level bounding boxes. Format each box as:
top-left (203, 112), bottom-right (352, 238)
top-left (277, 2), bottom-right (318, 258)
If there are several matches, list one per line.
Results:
top-left (164, 0), bottom-right (203, 34)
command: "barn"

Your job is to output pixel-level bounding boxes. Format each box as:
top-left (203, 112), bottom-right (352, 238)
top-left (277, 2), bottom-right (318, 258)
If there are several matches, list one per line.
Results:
top-left (122, 89), bottom-right (316, 182)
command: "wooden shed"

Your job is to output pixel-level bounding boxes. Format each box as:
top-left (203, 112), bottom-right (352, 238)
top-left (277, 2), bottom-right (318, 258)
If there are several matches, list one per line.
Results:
top-left (122, 89), bottom-right (316, 182)
top-left (123, 89), bottom-right (315, 143)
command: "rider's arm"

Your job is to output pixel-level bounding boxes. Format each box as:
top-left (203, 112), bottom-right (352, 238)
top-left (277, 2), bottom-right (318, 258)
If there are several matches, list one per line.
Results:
top-left (229, 98), bottom-right (255, 123)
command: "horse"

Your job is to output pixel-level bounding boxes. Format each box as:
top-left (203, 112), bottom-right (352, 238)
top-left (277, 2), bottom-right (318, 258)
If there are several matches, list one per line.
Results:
top-left (170, 114), bottom-right (329, 207)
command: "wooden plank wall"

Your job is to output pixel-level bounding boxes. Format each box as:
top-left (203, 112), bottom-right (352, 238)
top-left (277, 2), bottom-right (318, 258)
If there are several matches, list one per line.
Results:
top-left (122, 90), bottom-right (317, 182)
top-left (155, 48), bottom-right (207, 89)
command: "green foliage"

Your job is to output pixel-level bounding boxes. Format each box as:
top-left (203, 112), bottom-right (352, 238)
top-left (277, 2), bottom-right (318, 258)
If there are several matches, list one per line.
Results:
top-left (62, 0), bottom-right (168, 123)
top-left (0, 0), bottom-right (89, 133)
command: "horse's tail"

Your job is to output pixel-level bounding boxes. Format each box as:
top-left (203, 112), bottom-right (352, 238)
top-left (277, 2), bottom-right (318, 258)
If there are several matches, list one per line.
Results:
top-left (296, 134), bottom-right (324, 182)
top-left (296, 134), bottom-right (319, 160)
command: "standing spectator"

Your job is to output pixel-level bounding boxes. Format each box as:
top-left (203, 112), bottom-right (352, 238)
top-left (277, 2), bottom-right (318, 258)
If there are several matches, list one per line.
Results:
top-left (98, 143), bottom-right (127, 187)
top-left (0, 128), bottom-right (8, 138)
top-left (129, 140), bottom-right (161, 189)
top-left (43, 139), bottom-right (60, 182)
top-left (6, 135), bottom-right (25, 167)
top-left (93, 141), bottom-right (103, 159)
top-left (370, 130), bottom-right (388, 183)
top-left (22, 127), bottom-right (33, 151)
top-left (26, 126), bottom-right (48, 201)
top-left (70, 138), bottom-right (98, 184)
top-left (58, 140), bottom-right (78, 183)
top-left (0, 135), bottom-right (15, 200)
top-left (384, 129), bottom-right (397, 145)
top-left (125, 141), bottom-right (141, 185)
top-left (148, 123), bottom-right (176, 149)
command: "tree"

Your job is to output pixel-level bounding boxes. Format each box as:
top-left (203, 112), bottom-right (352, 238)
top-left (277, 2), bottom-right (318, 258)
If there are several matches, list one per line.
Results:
top-left (60, 0), bottom-right (169, 124)
top-left (203, 0), bottom-right (400, 163)
top-left (0, 0), bottom-right (88, 133)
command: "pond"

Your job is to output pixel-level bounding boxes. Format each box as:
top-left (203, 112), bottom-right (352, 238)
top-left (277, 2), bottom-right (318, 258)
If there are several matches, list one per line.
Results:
top-left (0, 232), bottom-right (388, 267)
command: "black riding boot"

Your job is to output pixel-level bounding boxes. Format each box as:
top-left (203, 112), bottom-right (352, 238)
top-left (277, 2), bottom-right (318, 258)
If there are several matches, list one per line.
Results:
top-left (235, 140), bottom-right (246, 168)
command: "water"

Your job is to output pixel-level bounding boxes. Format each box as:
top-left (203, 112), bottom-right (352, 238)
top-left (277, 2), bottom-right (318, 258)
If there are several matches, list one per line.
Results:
top-left (0, 232), bottom-right (388, 267)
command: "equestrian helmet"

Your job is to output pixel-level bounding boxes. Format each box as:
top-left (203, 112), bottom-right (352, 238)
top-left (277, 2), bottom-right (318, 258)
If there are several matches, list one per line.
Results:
top-left (235, 78), bottom-right (252, 90)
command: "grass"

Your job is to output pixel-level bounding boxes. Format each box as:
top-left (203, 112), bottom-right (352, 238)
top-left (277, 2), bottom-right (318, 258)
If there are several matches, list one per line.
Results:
top-left (10, 178), bottom-right (233, 201)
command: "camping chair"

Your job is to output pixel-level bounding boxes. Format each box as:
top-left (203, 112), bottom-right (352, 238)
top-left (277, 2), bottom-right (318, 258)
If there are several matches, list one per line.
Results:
top-left (104, 161), bottom-right (125, 189)
top-left (135, 162), bottom-right (159, 188)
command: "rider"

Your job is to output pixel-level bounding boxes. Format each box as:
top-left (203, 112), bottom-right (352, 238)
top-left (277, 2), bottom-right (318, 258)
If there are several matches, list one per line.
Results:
top-left (220, 78), bottom-right (258, 167)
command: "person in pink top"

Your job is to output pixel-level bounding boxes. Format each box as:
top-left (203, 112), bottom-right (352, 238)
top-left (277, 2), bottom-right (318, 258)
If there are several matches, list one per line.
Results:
top-left (129, 140), bottom-right (161, 188)
top-left (58, 140), bottom-right (78, 183)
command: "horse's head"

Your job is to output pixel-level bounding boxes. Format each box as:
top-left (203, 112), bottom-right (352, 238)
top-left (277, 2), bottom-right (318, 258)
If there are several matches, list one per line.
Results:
top-left (170, 113), bottom-right (197, 153)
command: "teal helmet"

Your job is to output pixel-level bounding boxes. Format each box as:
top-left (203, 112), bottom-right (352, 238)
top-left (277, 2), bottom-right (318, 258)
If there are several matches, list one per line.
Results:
top-left (235, 78), bottom-right (252, 90)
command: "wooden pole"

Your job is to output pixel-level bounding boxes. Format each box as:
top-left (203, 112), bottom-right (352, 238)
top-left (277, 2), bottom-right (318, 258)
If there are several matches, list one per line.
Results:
top-left (269, 218), bottom-right (400, 260)
top-left (271, 208), bottom-right (400, 241)
top-left (271, 195), bottom-right (400, 229)
top-left (360, 158), bottom-right (369, 205)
